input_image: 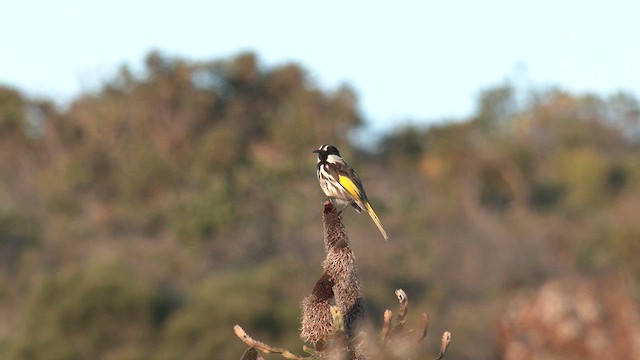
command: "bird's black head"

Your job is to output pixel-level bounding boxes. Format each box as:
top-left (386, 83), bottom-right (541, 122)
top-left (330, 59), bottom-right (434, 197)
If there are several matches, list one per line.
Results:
top-left (313, 144), bottom-right (341, 160)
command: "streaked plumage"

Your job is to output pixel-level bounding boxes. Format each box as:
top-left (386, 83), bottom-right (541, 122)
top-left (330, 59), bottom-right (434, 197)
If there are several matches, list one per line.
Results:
top-left (313, 144), bottom-right (389, 241)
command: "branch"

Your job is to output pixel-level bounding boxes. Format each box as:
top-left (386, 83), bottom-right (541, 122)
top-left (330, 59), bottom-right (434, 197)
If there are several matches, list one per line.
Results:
top-left (234, 325), bottom-right (307, 360)
top-left (391, 289), bottom-right (409, 334)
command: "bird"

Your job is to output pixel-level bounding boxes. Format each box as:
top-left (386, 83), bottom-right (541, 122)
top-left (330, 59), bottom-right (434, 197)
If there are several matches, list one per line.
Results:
top-left (313, 144), bottom-right (389, 241)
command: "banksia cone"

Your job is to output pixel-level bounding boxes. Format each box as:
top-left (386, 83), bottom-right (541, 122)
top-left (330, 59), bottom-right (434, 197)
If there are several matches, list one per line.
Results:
top-left (300, 200), bottom-right (367, 356)
top-left (321, 200), bottom-right (366, 337)
top-left (300, 273), bottom-right (335, 343)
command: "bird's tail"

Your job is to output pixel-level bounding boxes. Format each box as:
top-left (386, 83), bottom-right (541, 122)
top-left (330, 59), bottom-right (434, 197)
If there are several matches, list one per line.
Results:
top-left (365, 202), bottom-right (388, 241)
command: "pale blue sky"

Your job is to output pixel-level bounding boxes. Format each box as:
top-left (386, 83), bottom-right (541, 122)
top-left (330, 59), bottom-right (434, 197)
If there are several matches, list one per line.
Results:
top-left (3, 0), bottom-right (639, 131)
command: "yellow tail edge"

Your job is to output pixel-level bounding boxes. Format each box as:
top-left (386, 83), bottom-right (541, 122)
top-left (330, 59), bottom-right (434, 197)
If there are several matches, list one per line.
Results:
top-left (365, 202), bottom-right (389, 241)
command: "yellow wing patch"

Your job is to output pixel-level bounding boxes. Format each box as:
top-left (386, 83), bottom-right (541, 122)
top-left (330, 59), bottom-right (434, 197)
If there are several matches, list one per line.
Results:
top-left (338, 175), bottom-right (362, 199)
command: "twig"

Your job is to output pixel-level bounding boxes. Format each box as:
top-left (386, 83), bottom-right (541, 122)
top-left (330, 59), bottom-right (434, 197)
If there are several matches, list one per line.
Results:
top-left (418, 312), bottom-right (429, 343)
top-left (435, 331), bottom-right (452, 360)
top-left (234, 325), bottom-right (307, 359)
top-left (381, 309), bottom-right (392, 343)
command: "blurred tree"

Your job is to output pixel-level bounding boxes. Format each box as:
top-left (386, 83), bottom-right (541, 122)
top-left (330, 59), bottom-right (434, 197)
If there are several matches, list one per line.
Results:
top-left (473, 83), bottom-right (517, 130)
top-left (380, 125), bottom-right (425, 164)
top-left (8, 263), bottom-right (168, 360)
top-left (0, 51), bottom-right (640, 360)
top-left (156, 264), bottom-right (301, 360)
top-left (0, 86), bottom-right (26, 138)
top-left (0, 209), bottom-right (39, 274)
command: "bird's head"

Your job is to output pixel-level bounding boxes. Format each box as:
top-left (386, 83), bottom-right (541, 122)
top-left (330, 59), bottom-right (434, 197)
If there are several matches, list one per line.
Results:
top-left (313, 144), bottom-right (341, 161)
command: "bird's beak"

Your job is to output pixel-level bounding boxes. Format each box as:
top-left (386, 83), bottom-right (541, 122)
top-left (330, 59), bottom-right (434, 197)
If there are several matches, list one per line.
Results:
top-left (312, 150), bottom-right (321, 154)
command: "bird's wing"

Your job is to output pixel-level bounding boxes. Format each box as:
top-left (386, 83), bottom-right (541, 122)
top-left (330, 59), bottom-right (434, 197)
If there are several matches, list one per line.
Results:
top-left (326, 159), bottom-right (368, 203)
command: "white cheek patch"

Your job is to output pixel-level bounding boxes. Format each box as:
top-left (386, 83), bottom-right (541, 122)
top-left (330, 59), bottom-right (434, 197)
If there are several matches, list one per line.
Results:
top-left (326, 154), bottom-right (342, 163)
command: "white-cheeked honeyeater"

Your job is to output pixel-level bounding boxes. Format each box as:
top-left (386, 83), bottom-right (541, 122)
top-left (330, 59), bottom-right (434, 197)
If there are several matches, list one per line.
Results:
top-left (313, 144), bottom-right (389, 241)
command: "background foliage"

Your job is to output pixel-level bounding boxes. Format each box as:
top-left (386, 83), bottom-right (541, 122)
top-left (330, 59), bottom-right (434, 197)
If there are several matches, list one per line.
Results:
top-left (0, 51), bottom-right (639, 359)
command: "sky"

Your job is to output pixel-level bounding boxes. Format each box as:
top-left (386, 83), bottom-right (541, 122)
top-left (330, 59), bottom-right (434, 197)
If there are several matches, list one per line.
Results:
top-left (3, 0), bottom-right (640, 132)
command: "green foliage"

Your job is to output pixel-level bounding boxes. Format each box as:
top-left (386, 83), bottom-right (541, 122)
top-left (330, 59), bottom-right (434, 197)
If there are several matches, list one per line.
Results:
top-left (553, 148), bottom-right (609, 210)
top-left (156, 264), bottom-right (301, 360)
top-left (0, 86), bottom-right (26, 137)
top-left (473, 83), bottom-right (517, 129)
top-left (380, 125), bottom-right (425, 164)
top-left (8, 263), bottom-right (165, 360)
top-left (0, 208), bottom-right (40, 273)
top-left (168, 177), bottom-right (236, 244)
top-left (529, 180), bottom-right (566, 210)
